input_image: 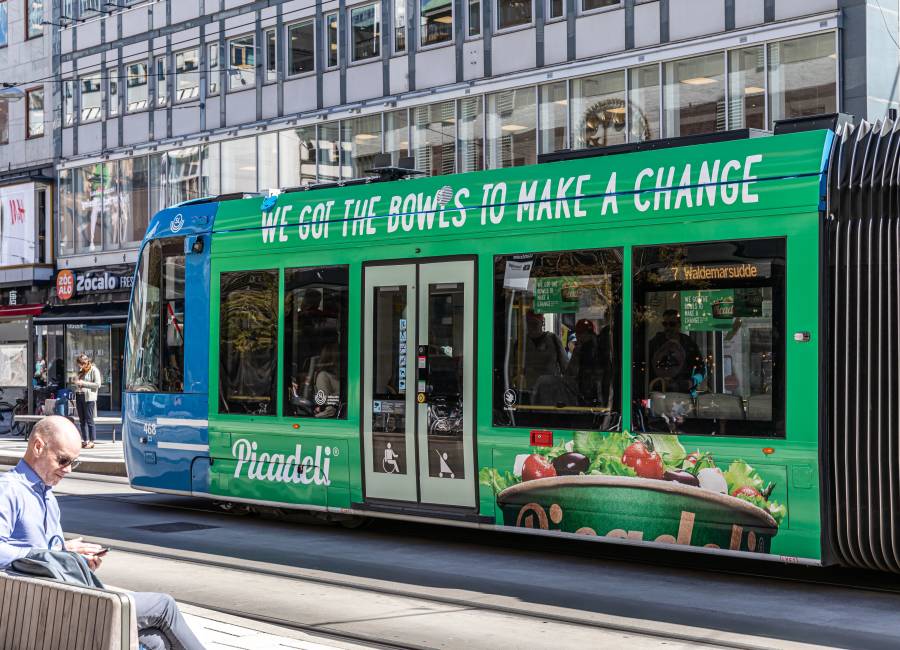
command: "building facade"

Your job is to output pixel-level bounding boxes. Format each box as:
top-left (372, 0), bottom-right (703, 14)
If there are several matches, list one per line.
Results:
top-left (0, 0), bottom-right (55, 418)
top-left (0, 0), bottom-right (898, 414)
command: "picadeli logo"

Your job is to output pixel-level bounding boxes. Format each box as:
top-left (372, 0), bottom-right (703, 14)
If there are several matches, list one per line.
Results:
top-left (231, 438), bottom-right (332, 486)
top-left (171, 213), bottom-right (185, 233)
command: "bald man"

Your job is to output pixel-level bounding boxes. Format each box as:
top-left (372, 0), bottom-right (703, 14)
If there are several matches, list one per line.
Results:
top-left (0, 416), bottom-right (205, 650)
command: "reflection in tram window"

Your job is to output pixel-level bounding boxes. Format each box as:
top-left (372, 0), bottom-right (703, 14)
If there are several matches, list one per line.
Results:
top-left (218, 270), bottom-right (278, 415)
top-left (371, 285), bottom-right (408, 475)
top-left (493, 249), bottom-right (623, 430)
top-left (283, 266), bottom-right (349, 419)
top-left (632, 239), bottom-right (785, 437)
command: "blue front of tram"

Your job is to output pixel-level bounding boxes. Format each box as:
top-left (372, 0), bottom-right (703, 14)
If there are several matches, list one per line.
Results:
top-left (122, 201), bottom-right (217, 495)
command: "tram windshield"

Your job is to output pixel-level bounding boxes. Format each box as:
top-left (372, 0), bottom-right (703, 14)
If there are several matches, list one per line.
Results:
top-left (632, 238), bottom-right (786, 437)
top-left (493, 248), bottom-right (623, 431)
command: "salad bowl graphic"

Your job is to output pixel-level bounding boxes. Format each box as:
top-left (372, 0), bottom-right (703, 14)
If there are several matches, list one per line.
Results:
top-left (481, 432), bottom-right (786, 554)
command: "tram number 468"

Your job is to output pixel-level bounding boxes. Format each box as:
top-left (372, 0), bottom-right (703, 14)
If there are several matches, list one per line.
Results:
top-left (143, 422), bottom-right (157, 437)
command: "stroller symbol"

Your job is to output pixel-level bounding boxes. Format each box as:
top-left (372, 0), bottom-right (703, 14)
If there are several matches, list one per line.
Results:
top-left (435, 450), bottom-right (455, 478)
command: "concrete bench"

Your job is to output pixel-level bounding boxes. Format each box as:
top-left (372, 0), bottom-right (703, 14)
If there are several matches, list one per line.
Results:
top-left (0, 571), bottom-right (138, 650)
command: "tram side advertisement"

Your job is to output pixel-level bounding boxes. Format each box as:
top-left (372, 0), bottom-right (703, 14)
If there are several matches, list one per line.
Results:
top-left (480, 432), bottom-right (788, 555)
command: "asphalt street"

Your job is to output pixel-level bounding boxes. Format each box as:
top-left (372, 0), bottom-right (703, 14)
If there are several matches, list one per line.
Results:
top-left (35, 472), bottom-right (900, 649)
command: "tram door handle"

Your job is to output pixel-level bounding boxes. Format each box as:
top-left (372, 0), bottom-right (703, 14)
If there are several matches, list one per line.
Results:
top-left (416, 345), bottom-right (430, 404)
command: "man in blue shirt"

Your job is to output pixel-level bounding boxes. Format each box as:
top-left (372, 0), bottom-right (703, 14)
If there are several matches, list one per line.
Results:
top-left (0, 416), bottom-right (204, 650)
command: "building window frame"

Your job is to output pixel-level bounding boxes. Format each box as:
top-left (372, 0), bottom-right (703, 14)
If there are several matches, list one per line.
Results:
top-left (174, 48), bottom-right (200, 103)
top-left (286, 19), bottom-right (316, 77)
top-left (393, 0), bottom-right (405, 53)
top-left (125, 61), bottom-right (149, 113)
top-left (25, 87), bottom-right (44, 139)
top-left (107, 66), bottom-right (120, 117)
top-left (79, 72), bottom-right (102, 123)
top-left (579, 0), bottom-right (620, 16)
top-left (546, 0), bottom-right (564, 21)
top-left (155, 55), bottom-right (168, 107)
top-left (466, 0), bottom-right (481, 38)
top-left (0, 98), bottom-right (8, 145)
top-left (349, 1), bottom-right (381, 64)
top-left (264, 27), bottom-right (277, 83)
top-left (325, 12), bottom-right (340, 67)
top-left (494, 0), bottom-right (533, 33)
top-left (25, 0), bottom-right (43, 40)
top-left (0, 0), bottom-right (9, 49)
top-left (419, 0), bottom-right (453, 49)
top-left (227, 33), bottom-right (256, 91)
top-left (207, 43), bottom-right (220, 96)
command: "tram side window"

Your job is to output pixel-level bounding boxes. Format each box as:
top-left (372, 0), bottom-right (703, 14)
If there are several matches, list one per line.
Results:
top-left (632, 239), bottom-right (785, 438)
top-left (125, 237), bottom-right (185, 392)
top-left (283, 266), bottom-right (349, 419)
top-left (493, 249), bottom-right (623, 430)
top-left (219, 270), bottom-right (278, 415)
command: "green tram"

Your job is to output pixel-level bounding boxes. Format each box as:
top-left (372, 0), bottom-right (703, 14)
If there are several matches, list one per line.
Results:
top-left (123, 115), bottom-right (898, 570)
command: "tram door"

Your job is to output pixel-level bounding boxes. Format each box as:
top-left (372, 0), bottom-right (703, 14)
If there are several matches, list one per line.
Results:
top-left (362, 260), bottom-right (476, 509)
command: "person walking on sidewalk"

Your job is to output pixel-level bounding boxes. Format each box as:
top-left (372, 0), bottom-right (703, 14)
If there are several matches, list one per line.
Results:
top-left (74, 354), bottom-right (101, 449)
top-left (0, 416), bottom-right (206, 650)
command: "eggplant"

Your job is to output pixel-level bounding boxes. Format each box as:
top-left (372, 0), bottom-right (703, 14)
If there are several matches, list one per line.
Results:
top-left (663, 469), bottom-right (700, 487)
top-left (552, 452), bottom-right (590, 476)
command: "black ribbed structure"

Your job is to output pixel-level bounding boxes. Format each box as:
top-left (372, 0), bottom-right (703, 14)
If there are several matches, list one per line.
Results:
top-left (826, 119), bottom-right (900, 571)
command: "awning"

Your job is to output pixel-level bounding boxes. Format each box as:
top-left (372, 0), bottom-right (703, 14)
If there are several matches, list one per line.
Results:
top-left (34, 302), bottom-right (129, 324)
top-left (0, 304), bottom-right (44, 318)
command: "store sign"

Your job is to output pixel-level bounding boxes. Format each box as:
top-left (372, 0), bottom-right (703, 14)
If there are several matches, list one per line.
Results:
top-left (0, 182), bottom-right (38, 267)
top-left (56, 266), bottom-right (134, 300)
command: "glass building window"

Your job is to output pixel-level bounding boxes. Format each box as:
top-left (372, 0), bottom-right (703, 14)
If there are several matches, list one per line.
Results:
top-left (664, 53), bottom-right (725, 137)
top-left (202, 142), bottom-right (220, 197)
top-left (412, 102), bottom-right (456, 176)
top-left (486, 87), bottom-right (536, 168)
top-left (26, 88), bottom-right (44, 138)
top-left (149, 153), bottom-right (167, 216)
top-left (258, 132), bottom-right (278, 191)
top-left (74, 164), bottom-right (105, 252)
top-left (167, 147), bottom-right (201, 205)
top-left (493, 248), bottom-right (623, 430)
top-left (221, 138), bottom-right (257, 193)
top-left (571, 71), bottom-right (626, 149)
top-left (326, 13), bottom-right (339, 66)
top-left (288, 20), bottom-right (315, 75)
top-left (318, 122), bottom-right (343, 181)
top-left (632, 239), bottom-right (786, 437)
top-left (548, 0), bottom-right (562, 19)
top-left (458, 96), bottom-right (484, 173)
top-left (265, 28), bottom-right (277, 82)
top-left (58, 169), bottom-right (75, 255)
top-left (421, 0), bottom-right (452, 46)
top-left (582, 0), bottom-right (617, 11)
top-left (342, 114), bottom-right (382, 178)
top-left (229, 34), bottom-right (256, 90)
top-left (119, 157), bottom-right (150, 246)
top-left (175, 49), bottom-right (200, 102)
top-left (63, 80), bottom-right (74, 127)
top-left (80, 73), bottom-right (102, 123)
top-left (0, 99), bottom-right (6, 145)
top-left (468, 0), bottom-right (480, 35)
top-left (283, 266), bottom-right (349, 419)
top-left (496, 0), bottom-right (531, 30)
top-left (538, 81), bottom-right (567, 154)
top-left (155, 56), bottom-right (168, 107)
top-left (218, 270), bottom-right (279, 415)
top-left (350, 3), bottom-right (380, 62)
top-left (384, 109), bottom-right (409, 166)
top-left (26, 0), bottom-right (42, 39)
top-left (125, 238), bottom-right (186, 393)
top-left (728, 46), bottom-right (765, 130)
top-left (108, 68), bottom-right (119, 116)
top-left (628, 64), bottom-right (660, 142)
top-left (208, 43), bottom-right (220, 95)
top-left (102, 161), bottom-right (121, 249)
top-left (394, 0), bottom-right (405, 52)
top-left (126, 62), bottom-right (148, 113)
top-left (768, 32), bottom-right (837, 126)
top-left (0, 0), bottom-right (7, 48)
top-left (279, 126), bottom-right (318, 187)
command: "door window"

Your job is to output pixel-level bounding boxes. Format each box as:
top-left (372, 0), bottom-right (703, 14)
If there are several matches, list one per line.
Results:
top-left (371, 284), bottom-right (409, 475)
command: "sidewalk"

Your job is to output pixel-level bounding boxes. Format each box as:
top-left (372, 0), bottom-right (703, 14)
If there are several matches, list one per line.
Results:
top-left (0, 423), bottom-right (126, 476)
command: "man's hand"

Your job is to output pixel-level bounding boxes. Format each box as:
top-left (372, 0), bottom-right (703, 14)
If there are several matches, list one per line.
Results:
top-left (65, 537), bottom-right (104, 570)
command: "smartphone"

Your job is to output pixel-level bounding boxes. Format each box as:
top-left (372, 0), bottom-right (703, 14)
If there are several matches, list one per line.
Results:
top-left (94, 547), bottom-right (109, 557)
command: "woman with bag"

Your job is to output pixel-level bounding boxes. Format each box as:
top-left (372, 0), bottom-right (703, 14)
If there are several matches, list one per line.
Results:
top-left (74, 354), bottom-right (101, 449)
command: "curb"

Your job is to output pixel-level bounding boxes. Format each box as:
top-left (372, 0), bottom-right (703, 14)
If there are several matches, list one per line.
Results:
top-left (0, 454), bottom-right (127, 477)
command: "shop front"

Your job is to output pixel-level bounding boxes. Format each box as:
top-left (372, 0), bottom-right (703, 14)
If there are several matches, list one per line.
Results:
top-left (35, 266), bottom-right (134, 413)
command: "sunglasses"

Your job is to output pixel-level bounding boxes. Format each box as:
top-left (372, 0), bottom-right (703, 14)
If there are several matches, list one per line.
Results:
top-left (56, 454), bottom-right (82, 470)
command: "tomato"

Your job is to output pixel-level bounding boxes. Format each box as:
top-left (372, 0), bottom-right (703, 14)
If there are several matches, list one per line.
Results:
top-left (634, 452), bottom-right (665, 480)
top-left (622, 442), bottom-right (650, 469)
top-left (732, 486), bottom-right (761, 499)
top-left (522, 454), bottom-right (557, 482)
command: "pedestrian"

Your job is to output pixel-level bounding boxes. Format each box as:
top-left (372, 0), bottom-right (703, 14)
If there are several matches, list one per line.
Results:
top-left (0, 416), bottom-right (206, 650)
top-left (74, 353), bottom-right (101, 449)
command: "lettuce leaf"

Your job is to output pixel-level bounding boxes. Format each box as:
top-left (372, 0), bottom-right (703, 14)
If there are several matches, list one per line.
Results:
top-left (589, 456), bottom-right (637, 477)
top-left (722, 460), bottom-right (765, 494)
top-left (573, 431), bottom-right (633, 459)
top-left (733, 493), bottom-right (787, 526)
top-left (646, 434), bottom-right (687, 468)
top-left (479, 467), bottom-right (520, 494)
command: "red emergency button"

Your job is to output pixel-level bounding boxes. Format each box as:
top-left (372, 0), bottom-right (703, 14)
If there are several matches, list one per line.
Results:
top-left (530, 430), bottom-right (553, 447)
